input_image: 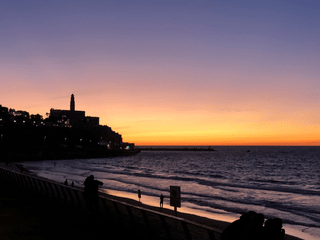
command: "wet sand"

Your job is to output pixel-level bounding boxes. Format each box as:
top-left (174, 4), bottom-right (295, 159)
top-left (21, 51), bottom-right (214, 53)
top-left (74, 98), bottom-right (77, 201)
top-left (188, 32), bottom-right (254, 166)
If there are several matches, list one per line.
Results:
top-left (0, 162), bottom-right (303, 240)
top-left (99, 190), bottom-right (303, 240)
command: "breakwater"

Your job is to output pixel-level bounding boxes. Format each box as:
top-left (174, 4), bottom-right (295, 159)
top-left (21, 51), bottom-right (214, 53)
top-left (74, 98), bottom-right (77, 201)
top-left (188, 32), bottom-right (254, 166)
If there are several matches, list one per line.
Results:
top-left (137, 147), bottom-right (215, 151)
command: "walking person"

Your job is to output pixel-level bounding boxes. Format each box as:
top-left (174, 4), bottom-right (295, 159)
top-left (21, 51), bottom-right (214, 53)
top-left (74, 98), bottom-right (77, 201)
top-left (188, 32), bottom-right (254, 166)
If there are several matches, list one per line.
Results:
top-left (83, 175), bottom-right (103, 214)
top-left (160, 194), bottom-right (164, 208)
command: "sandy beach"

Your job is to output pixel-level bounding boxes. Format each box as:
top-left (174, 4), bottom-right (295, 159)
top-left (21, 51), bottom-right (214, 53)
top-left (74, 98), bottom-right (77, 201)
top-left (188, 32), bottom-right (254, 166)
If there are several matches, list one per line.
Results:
top-left (0, 162), bottom-right (303, 240)
top-left (98, 191), bottom-right (303, 240)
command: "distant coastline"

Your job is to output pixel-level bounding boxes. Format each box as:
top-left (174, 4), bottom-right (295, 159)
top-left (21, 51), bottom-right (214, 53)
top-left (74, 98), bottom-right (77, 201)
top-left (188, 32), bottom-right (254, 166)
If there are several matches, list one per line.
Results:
top-left (0, 145), bottom-right (140, 163)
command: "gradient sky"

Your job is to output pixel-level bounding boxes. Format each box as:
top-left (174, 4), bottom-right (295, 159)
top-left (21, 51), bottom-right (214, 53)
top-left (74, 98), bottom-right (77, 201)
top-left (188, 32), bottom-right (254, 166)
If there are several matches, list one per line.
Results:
top-left (1, 0), bottom-right (320, 146)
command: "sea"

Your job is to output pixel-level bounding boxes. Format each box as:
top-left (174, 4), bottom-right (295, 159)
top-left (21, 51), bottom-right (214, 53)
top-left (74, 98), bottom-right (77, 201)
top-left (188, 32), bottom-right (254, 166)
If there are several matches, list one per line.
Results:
top-left (20, 146), bottom-right (320, 240)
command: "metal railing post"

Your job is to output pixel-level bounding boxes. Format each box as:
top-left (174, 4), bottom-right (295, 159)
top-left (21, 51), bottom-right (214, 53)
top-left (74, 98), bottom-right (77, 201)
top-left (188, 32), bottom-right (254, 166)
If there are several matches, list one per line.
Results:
top-left (25, 175), bottom-right (33, 189)
top-left (65, 187), bottom-right (74, 205)
top-left (48, 182), bottom-right (55, 199)
top-left (31, 178), bottom-right (38, 193)
top-left (126, 205), bottom-right (136, 231)
top-left (101, 198), bottom-right (110, 216)
top-left (113, 202), bottom-right (122, 222)
top-left (16, 172), bottom-right (22, 185)
top-left (42, 181), bottom-right (49, 197)
top-left (159, 215), bottom-right (172, 240)
top-left (0, 169), bottom-right (6, 181)
top-left (20, 175), bottom-right (28, 188)
top-left (207, 229), bottom-right (216, 240)
top-left (54, 184), bottom-right (62, 200)
top-left (181, 221), bottom-right (193, 240)
top-left (0, 169), bottom-right (4, 180)
top-left (9, 171), bottom-right (16, 183)
top-left (37, 179), bottom-right (43, 195)
top-left (5, 170), bottom-right (11, 182)
top-left (60, 185), bottom-right (67, 202)
top-left (141, 209), bottom-right (153, 239)
top-left (73, 189), bottom-right (82, 207)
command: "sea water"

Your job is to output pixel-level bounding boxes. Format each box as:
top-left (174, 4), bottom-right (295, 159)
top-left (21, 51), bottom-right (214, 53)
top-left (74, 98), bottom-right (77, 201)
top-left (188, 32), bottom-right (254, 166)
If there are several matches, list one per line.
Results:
top-left (21, 146), bottom-right (320, 239)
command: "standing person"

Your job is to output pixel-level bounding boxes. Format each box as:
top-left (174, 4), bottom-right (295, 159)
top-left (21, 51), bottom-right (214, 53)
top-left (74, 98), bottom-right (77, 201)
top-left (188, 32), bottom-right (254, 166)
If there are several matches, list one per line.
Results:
top-left (160, 194), bottom-right (164, 208)
top-left (83, 175), bottom-right (103, 214)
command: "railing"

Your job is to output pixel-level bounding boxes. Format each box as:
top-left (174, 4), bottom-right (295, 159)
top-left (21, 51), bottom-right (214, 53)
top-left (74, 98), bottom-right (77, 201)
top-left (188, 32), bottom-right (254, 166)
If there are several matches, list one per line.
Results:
top-left (0, 167), bottom-right (222, 240)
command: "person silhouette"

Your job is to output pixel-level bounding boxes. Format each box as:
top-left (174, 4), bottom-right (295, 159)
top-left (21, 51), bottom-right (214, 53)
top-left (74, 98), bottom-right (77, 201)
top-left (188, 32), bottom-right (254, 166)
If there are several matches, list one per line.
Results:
top-left (160, 194), bottom-right (164, 208)
top-left (263, 218), bottom-right (285, 240)
top-left (241, 213), bottom-right (265, 240)
top-left (220, 211), bottom-right (257, 240)
top-left (84, 175), bottom-right (103, 214)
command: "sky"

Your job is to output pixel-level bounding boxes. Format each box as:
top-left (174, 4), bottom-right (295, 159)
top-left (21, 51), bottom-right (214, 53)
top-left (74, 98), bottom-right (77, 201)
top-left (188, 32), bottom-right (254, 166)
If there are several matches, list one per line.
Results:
top-left (1, 0), bottom-right (320, 146)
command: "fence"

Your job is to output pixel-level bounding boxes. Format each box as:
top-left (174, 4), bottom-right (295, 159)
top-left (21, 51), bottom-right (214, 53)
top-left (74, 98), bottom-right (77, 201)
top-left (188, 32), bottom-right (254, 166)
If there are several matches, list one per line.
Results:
top-left (0, 167), bottom-right (222, 240)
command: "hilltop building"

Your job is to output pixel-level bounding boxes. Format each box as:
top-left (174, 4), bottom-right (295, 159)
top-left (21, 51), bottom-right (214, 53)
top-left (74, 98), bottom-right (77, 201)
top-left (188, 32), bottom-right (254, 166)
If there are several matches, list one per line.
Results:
top-left (0, 105), bottom-right (9, 126)
top-left (0, 95), bottom-right (135, 151)
top-left (48, 94), bottom-right (99, 128)
top-left (47, 94), bottom-right (134, 150)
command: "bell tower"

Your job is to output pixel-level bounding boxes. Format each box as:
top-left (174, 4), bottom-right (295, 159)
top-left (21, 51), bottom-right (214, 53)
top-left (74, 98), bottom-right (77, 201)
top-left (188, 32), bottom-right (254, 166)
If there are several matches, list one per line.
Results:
top-left (70, 94), bottom-right (75, 111)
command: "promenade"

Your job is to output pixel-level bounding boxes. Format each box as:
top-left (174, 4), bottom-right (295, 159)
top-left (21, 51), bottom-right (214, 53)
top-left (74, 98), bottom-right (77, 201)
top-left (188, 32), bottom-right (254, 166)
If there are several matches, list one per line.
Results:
top-left (0, 180), bottom-right (142, 240)
top-left (0, 163), bottom-right (302, 240)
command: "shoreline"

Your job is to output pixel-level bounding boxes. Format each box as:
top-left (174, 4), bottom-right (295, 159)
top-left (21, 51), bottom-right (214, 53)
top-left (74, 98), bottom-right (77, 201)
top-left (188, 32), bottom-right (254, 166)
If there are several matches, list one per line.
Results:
top-left (100, 189), bottom-right (311, 240)
top-left (1, 162), bottom-right (314, 240)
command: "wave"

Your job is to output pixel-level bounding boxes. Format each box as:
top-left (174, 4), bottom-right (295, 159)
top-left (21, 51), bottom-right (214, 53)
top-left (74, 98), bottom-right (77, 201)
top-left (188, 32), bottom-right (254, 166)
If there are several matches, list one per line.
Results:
top-left (21, 147), bottom-right (320, 232)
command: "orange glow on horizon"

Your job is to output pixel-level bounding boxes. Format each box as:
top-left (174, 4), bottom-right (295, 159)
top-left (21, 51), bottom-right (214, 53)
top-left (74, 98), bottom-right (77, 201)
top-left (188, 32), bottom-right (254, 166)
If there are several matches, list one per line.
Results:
top-left (2, 88), bottom-right (319, 146)
top-left (1, 1), bottom-right (320, 147)
top-left (2, 65), bottom-right (320, 147)
top-left (127, 134), bottom-right (320, 147)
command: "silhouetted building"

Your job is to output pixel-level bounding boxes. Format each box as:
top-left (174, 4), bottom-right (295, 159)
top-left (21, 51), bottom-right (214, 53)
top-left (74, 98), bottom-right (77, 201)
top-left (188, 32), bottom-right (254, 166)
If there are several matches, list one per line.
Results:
top-left (70, 93), bottom-right (75, 112)
top-left (0, 105), bottom-right (9, 126)
top-left (11, 110), bottom-right (29, 118)
top-left (1, 95), bottom-right (136, 151)
top-left (30, 114), bottom-right (44, 125)
top-left (45, 94), bottom-right (125, 149)
top-left (85, 116), bottom-right (99, 127)
top-left (6, 109), bottom-right (30, 125)
top-left (47, 94), bottom-right (99, 128)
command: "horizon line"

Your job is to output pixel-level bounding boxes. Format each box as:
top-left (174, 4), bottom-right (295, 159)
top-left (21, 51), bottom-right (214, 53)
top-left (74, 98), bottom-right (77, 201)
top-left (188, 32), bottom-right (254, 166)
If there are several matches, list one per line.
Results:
top-left (135, 145), bottom-right (320, 147)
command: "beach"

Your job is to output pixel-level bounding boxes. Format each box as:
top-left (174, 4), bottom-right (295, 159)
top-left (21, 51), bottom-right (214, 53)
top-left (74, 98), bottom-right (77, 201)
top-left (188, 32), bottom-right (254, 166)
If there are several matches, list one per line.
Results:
top-left (0, 162), bottom-right (303, 240)
top-left (17, 147), bottom-right (320, 239)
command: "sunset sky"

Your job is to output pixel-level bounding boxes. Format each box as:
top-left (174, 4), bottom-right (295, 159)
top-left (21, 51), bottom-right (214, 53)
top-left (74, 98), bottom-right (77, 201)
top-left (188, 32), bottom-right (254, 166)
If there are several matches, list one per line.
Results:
top-left (1, 0), bottom-right (320, 146)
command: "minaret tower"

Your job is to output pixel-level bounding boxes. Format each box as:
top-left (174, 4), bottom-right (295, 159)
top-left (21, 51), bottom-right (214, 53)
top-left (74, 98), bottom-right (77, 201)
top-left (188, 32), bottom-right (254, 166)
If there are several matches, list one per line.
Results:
top-left (70, 94), bottom-right (75, 111)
